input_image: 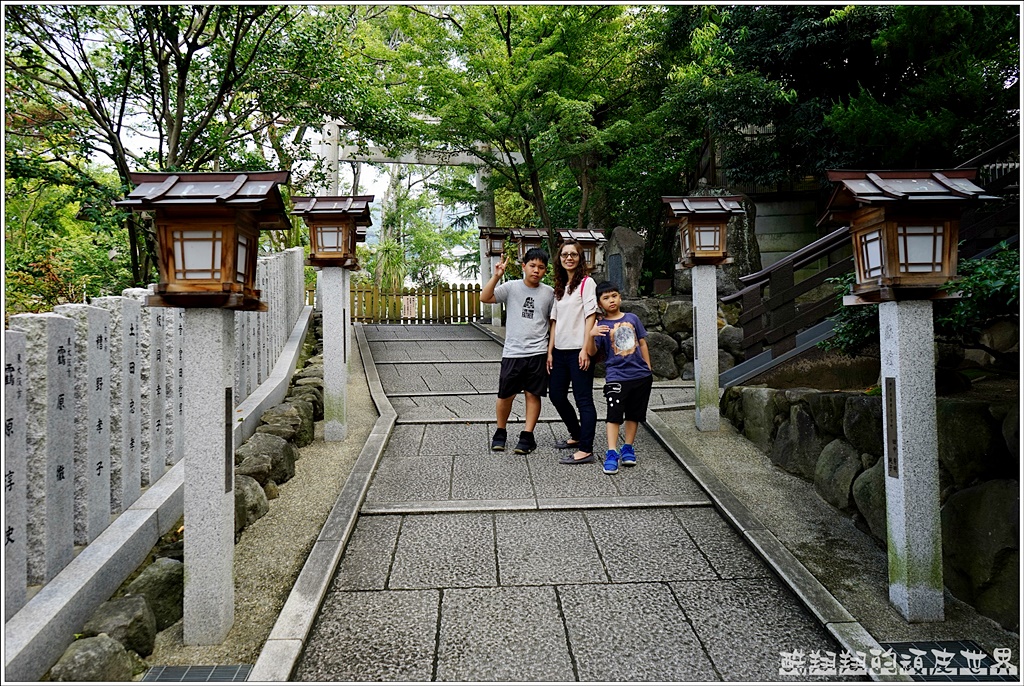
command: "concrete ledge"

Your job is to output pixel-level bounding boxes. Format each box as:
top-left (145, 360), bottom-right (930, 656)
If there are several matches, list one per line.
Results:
top-left (247, 639), bottom-right (303, 682)
top-left (536, 495), bottom-right (711, 510)
top-left (361, 498), bottom-right (538, 515)
top-left (250, 323), bottom-right (397, 682)
top-left (234, 306), bottom-right (313, 445)
top-left (128, 460), bottom-right (185, 534)
top-left (744, 528), bottom-right (855, 625)
top-left (4, 307), bottom-right (312, 682)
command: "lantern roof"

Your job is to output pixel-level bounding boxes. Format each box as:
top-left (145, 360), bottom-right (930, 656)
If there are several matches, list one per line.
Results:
top-left (477, 226), bottom-right (607, 244)
top-left (818, 169), bottom-right (997, 227)
top-left (116, 171), bottom-right (291, 229)
top-left (291, 195), bottom-right (374, 227)
top-left (661, 195), bottom-right (745, 220)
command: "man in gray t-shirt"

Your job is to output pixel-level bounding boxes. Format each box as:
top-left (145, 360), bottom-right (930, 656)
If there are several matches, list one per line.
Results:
top-left (481, 249), bottom-right (555, 454)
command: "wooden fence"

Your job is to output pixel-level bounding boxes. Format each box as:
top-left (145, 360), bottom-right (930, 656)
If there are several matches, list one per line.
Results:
top-left (351, 283), bottom-right (484, 323)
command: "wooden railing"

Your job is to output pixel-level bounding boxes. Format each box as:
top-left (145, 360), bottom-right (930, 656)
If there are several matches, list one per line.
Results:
top-left (723, 226), bottom-right (853, 362)
top-left (350, 283), bottom-right (483, 323)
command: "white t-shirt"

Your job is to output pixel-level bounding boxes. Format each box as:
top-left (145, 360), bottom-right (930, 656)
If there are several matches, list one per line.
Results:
top-left (550, 276), bottom-right (599, 350)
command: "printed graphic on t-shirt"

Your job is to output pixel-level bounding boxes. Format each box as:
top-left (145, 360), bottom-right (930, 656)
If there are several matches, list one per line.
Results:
top-left (522, 296), bottom-right (535, 320)
top-left (610, 321), bottom-right (637, 357)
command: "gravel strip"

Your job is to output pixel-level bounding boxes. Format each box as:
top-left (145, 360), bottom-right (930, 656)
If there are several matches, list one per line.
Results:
top-left (145, 342), bottom-right (378, 668)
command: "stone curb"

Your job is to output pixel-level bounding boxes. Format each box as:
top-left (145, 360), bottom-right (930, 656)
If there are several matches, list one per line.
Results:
top-left (644, 411), bottom-right (911, 682)
top-left (3, 308), bottom-right (314, 683)
top-left (249, 324), bottom-right (397, 682)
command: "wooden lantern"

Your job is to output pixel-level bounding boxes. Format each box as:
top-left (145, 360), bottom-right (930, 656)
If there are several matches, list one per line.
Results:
top-left (510, 227), bottom-right (546, 260)
top-left (291, 195), bottom-right (373, 269)
top-left (478, 227), bottom-right (511, 257)
top-left (662, 196), bottom-right (745, 267)
top-left (821, 170), bottom-right (995, 302)
top-left (116, 171), bottom-right (291, 311)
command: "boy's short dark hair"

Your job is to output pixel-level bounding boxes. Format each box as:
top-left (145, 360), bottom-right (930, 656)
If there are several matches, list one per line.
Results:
top-left (595, 280), bottom-right (620, 298)
top-left (523, 247), bottom-right (549, 265)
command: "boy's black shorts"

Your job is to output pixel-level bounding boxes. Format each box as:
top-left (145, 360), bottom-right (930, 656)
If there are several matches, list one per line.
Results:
top-left (603, 375), bottom-right (654, 424)
top-left (498, 354), bottom-right (549, 399)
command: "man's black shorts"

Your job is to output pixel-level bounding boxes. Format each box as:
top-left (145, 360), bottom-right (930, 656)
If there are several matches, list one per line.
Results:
top-left (498, 354), bottom-right (549, 399)
top-left (603, 375), bottom-right (653, 424)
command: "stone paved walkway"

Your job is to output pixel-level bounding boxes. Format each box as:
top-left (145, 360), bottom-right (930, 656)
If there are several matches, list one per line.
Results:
top-left (293, 324), bottom-right (847, 682)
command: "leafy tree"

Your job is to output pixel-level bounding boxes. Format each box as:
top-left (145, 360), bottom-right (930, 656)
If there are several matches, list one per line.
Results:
top-left (4, 171), bottom-right (136, 318)
top-left (824, 5), bottom-right (1020, 166)
top-left (371, 5), bottom-right (651, 247)
top-left (5, 4), bottom-right (416, 285)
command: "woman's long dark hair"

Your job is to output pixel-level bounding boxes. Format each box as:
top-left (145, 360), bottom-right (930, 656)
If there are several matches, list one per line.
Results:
top-left (553, 238), bottom-right (588, 300)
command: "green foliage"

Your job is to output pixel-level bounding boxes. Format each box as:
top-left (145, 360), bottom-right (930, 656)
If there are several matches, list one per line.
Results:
top-left (818, 273), bottom-right (879, 357)
top-left (4, 176), bottom-right (139, 318)
top-left (369, 238), bottom-right (406, 292)
top-left (938, 243), bottom-right (1020, 337)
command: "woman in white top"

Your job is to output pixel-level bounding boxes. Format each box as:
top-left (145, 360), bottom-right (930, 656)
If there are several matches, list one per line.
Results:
top-left (547, 239), bottom-right (600, 463)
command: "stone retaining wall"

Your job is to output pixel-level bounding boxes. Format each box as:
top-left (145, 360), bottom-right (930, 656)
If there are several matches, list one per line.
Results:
top-left (720, 385), bottom-right (1019, 631)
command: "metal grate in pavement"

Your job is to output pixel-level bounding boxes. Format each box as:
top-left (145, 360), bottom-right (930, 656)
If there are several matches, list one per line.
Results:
top-left (879, 641), bottom-right (1018, 682)
top-left (141, 665), bottom-right (252, 682)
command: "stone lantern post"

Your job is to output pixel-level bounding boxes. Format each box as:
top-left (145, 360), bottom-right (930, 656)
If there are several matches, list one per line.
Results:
top-left (662, 195), bottom-right (746, 431)
top-left (821, 169), bottom-right (994, 622)
top-left (116, 171), bottom-right (291, 644)
top-left (291, 196), bottom-right (373, 442)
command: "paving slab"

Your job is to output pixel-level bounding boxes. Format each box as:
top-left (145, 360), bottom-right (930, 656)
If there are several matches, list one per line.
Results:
top-left (494, 510), bottom-right (607, 586)
top-left (381, 422), bottom-right (424, 455)
top-left (421, 423), bottom-right (490, 455)
top-left (362, 324), bottom-right (492, 341)
top-left (672, 578), bottom-right (850, 682)
top-left (388, 512), bottom-right (497, 589)
top-left (585, 508), bottom-right (719, 583)
top-left (673, 507), bottom-right (773, 580)
top-left (558, 582), bottom-right (720, 681)
top-left (435, 586), bottom-right (576, 682)
top-left (451, 451), bottom-right (535, 501)
top-left (294, 589), bottom-right (439, 682)
top-left (368, 339), bottom-right (501, 362)
top-left (329, 515), bottom-right (401, 592)
top-left (363, 455), bottom-right (452, 504)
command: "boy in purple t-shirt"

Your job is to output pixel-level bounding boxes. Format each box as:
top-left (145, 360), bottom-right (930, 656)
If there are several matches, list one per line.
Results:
top-left (586, 281), bottom-right (654, 475)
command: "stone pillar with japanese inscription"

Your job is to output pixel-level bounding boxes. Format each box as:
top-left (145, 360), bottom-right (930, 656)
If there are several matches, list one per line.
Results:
top-left (54, 304), bottom-right (112, 545)
top-left (167, 308), bottom-right (184, 465)
top-left (92, 296), bottom-right (142, 512)
top-left (5, 330), bottom-right (28, 619)
top-left (322, 267), bottom-right (347, 441)
top-left (257, 257), bottom-right (270, 384)
top-left (246, 309), bottom-right (259, 394)
top-left (235, 311), bottom-right (247, 404)
top-left (123, 288), bottom-right (166, 486)
top-left (691, 264), bottom-right (721, 431)
top-left (879, 300), bottom-right (944, 622)
top-left (8, 313), bottom-right (76, 585)
top-left (181, 308), bottom-right (237, 644)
